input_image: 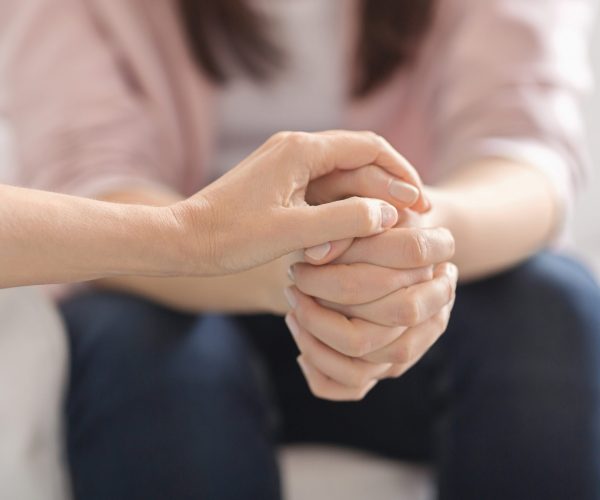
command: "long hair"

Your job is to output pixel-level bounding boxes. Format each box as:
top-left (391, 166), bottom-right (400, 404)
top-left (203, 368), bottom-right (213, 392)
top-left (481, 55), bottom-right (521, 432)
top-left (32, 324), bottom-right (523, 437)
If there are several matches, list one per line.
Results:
top-left (179, 0), bottom-right (436, 97)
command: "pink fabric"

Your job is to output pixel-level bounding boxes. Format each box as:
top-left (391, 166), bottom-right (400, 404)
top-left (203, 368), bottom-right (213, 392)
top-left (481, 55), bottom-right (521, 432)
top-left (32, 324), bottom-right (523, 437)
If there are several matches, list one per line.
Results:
top-left (0, 0), bottom-right (595, 212)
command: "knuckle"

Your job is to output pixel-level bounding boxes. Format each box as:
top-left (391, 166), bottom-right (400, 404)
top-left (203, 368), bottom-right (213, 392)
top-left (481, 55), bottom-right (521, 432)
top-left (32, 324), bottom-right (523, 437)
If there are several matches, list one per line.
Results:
top-left (390, 341), bottom-right (413, 365)
top-left (336, 272), bottom-right (362, 304)
top-left (406, 230), bottom-right (429, 266)
top-left (343, 331), bottom-right (372, 358)
top-left (365, 130), bottom-right (386, 146)
top-left (439, 275), bottom-right (454, 304)
top-left (433, 313), bottom-right (450, 334)
top-left (283, 131), bottom-right (310, 149)
top-left (396, 295), bottom-right (421, 326)
top-left (270, 131), bottom-right (291, 144)
top-left (350, 198), bottom-right (377, 235)
top-left (439, 228), bottom-right (456, 258)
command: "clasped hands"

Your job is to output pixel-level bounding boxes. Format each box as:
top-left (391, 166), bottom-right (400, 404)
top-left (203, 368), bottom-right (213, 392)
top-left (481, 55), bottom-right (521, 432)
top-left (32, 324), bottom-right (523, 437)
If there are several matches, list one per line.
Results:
top-left (173, 130), bottom-right (457, 401)
top-left (285, 212), bottom-right (456, 401)
top-left (280, 132), bottom-right (456, 401)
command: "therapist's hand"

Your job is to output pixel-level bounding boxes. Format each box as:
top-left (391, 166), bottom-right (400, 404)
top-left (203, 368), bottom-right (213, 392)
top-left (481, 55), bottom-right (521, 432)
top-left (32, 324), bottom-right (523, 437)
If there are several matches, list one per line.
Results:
top-left (284, 214), bottom-right (457, 401)
top-left (170, 131), bottom-right (428, 276)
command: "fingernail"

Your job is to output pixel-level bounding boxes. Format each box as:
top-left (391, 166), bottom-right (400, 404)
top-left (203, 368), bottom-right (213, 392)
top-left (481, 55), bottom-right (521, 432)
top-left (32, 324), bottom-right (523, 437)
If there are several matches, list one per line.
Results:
top-left (287, 265), bottom-right (295, 282)
top-left (389, 181), bottom-right (419, 204)
top-left (283, 286), bottom-right (298, 309)
top-left (305, 242), bottom-right (331, 261)
top-left (285, 314), bottom-right (300, 339)
top-left (380, 205), bottom-right (398, 229)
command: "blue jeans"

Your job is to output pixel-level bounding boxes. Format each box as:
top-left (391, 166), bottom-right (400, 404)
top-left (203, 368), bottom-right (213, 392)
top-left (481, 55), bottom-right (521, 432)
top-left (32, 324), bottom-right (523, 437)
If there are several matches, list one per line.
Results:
top-left (61, 253), bottom-right (600, 499)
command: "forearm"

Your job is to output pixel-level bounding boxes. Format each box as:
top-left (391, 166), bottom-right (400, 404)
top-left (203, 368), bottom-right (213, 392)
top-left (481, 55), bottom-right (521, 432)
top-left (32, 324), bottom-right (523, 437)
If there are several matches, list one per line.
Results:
top-left (95, 187), bottom-right (291, 314)
top-left (97, 258), bottom-right (291, 314)
top-left (428, 159), bottom-right (559, 281)
top-left (0, 185), bottom-right (187, 288)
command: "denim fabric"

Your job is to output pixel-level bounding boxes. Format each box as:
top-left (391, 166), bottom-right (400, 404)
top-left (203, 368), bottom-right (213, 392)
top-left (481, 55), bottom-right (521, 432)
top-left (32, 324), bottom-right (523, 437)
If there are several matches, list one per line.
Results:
top-left (61, 253), bottom-right (600, 500)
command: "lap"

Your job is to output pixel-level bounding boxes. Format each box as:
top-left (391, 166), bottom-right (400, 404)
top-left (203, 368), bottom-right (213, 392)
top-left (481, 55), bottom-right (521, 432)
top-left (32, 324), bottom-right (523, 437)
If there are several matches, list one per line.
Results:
top-left (243, 252), bottom-right (600, 461)
top-left (60, 252), bottom-right (600, 498)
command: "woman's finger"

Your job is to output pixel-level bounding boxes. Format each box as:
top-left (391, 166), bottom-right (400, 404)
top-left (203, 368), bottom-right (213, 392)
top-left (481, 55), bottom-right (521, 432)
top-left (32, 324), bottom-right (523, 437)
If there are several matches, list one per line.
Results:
top-left (334, 227), bottom-right (456, 269)
top-left (362, 298), bottom-right (455, 367)
top-left (288, 196), bottom-right (399, 250)
top-left (291, 262), bottom-right (433, 305)
top-left (320, 262), bottom-right (457, 327)
top-left (296, 355), bottom-right (378, 402)
top-left (284, 286), bottom-right (407, 357)
top-left (306, 164), bottom-right (419, 210)
top-left (303, 238), bottom-right (354, 265)
top-left (286, 314), bottom-right (392, 388)
top-left (310, 130), bottom-right (430, 212)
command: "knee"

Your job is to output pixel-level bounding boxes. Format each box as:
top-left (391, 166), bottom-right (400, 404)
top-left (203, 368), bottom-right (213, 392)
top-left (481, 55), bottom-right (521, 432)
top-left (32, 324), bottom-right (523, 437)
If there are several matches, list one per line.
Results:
top-left (452, 254), bottom-right (600, 377)
top-left (61, 293), bottom-right (264, 411)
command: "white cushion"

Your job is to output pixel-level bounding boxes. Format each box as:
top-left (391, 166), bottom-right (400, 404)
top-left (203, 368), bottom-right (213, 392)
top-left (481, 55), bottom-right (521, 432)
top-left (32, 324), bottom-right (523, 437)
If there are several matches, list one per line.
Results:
top-left (280, 445), bottom-right (434, 500)
top-left (0, 287), bottom-right (71, 500)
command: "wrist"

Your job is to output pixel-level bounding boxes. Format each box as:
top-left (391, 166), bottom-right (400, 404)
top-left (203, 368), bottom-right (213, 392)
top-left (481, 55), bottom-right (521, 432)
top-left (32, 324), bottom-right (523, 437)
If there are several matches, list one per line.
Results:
top-left (165, 196), bottom-right (217, 276)
top-left (423, 186), bottom-right (470, 268)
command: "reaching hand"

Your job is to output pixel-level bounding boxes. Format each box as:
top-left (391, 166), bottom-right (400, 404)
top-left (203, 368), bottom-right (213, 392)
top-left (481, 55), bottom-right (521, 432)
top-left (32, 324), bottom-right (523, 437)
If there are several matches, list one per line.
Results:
top-left (170, 131), bottom-right (429, 275)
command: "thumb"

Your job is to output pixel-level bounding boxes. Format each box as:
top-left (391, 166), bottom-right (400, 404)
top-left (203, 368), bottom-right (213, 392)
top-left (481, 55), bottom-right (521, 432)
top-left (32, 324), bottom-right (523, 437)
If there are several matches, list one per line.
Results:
top-left (304, 237), bottom-right (354, 265)
top-left (289, 197), bottom-right (398, 252)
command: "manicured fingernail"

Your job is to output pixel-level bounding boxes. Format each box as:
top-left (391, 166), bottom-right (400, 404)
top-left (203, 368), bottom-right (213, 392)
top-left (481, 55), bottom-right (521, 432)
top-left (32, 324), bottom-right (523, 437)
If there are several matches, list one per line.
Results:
top-left (389, 181), bottom-right (419, 204)
top-left (285, 314), bottom-right (300, 339)
top-left (283, 287), bottom-right (298, 309)
top-left (287, 265), bottom-right (295, 282)
top-left (380, 205), bottom-right (398, 228)
top-left (305, 242), bottom-right (331, 261)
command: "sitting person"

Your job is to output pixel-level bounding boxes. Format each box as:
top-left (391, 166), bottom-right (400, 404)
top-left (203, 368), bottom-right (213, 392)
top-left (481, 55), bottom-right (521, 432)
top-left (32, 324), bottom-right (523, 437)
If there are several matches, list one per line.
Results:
top-left (2, 0), bottom-right (599, 499)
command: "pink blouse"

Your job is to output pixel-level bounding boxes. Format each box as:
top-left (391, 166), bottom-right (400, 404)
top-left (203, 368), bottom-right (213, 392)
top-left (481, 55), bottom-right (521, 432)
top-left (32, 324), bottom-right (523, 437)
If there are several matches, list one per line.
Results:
top-left (0, 0), bottom-right (595, 222)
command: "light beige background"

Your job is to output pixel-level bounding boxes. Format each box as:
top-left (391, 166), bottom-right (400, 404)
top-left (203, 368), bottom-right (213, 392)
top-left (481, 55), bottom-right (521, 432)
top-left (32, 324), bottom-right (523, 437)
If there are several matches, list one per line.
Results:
top-left (574, 17), bottom-right (600, 272)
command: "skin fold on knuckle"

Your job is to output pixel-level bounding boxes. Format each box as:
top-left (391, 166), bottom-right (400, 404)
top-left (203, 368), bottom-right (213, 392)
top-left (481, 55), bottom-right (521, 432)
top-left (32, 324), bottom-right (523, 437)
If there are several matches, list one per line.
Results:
top-left (395, 292), bottom-right (421, 327)
top-left (405, 229), bottom-right (430, 267)
top-left (351, 197), bottom-right (379, 236)
top-left (441, 228), bottom-right (457, 260)
top-left (389, 336), bottom-right (416, 365)
top-left (343, 330), bottom-right (372, 358)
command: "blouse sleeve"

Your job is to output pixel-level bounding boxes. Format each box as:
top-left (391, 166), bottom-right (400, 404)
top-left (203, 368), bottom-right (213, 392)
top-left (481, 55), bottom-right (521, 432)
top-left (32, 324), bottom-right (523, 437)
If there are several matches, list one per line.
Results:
top-left (0, 0), bottom-right (175, 198)
top-left (429, 0), bottom-right (596, 221)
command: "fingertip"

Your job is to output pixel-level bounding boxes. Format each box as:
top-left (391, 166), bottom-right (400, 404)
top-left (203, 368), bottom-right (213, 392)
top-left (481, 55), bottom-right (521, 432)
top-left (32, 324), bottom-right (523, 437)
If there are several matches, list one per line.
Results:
top-left (410, 193), bottom-right (432, 213)
top-left (304, 238), bottom-right (354, 265)
top-left (304, 242), bottom-right (332, 262)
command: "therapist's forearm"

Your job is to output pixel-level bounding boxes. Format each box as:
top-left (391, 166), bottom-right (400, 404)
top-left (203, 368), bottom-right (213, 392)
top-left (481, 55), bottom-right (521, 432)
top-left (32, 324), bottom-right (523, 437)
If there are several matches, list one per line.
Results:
top-left (95, 188), bottom-right (291, 314)
top-left (427, 159), bottom-right (559, 281)
top-left (0, 185), bottom-right (188, 288)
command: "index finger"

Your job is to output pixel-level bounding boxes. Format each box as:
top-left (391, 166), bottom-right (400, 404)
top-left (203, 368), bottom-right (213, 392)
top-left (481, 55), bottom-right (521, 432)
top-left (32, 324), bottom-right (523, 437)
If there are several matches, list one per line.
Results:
top-left (334, 227), bottom-right (455, 269)
top-left (298, 130), bottom-right (423, 205)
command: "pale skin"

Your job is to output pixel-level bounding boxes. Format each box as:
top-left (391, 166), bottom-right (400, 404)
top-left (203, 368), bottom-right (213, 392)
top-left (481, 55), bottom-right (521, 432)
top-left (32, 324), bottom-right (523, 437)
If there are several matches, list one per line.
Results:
top-left (97, 151), bottom-right (558, 401)
top-left (0, 131), bottom-right (426, 288)
top-left (2, 127), bottom-right (557, 402)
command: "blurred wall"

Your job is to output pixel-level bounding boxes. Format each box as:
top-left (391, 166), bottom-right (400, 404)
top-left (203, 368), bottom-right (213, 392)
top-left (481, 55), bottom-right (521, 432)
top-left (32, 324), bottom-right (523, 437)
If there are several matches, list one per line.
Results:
top-left (573, 16), bottom-right (600, 271)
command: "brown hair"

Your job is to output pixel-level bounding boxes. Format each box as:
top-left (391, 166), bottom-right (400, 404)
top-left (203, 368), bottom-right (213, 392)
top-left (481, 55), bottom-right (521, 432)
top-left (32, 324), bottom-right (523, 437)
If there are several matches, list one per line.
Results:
top-left (179, 0), bottom-right (436, 97)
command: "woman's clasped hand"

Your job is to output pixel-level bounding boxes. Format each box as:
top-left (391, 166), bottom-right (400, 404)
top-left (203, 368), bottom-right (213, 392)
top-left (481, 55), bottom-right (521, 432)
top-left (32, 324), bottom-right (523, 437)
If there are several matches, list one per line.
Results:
top-left (171, 130), bottom-right (458, 401)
